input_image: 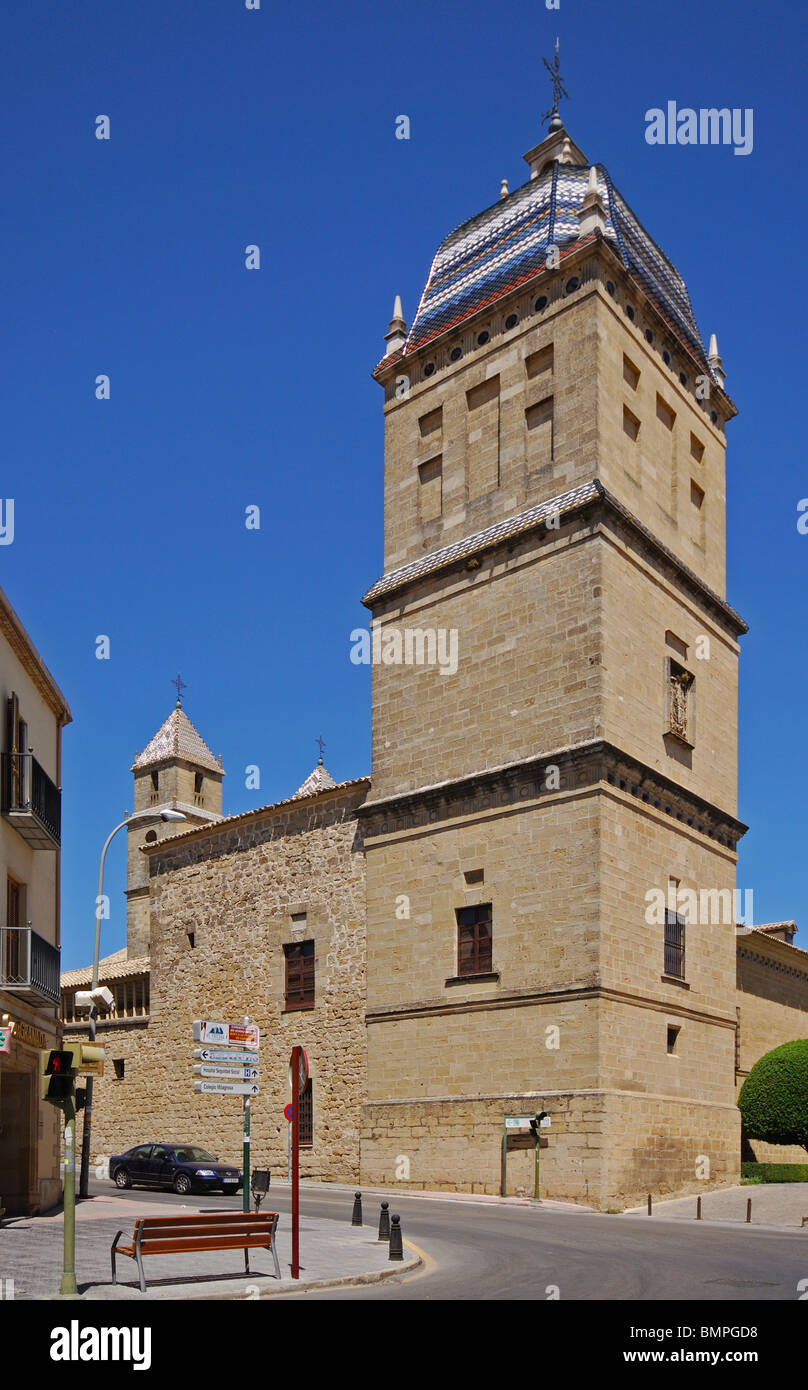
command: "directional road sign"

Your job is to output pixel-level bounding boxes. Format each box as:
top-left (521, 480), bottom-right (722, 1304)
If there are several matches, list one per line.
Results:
top-left (193, 1021), bottom-right (260, 1048)
top-left (194, 1048), bottom-right (259, 1064)
top-left (194, 1065), bottom-right (260, 1080)
top-left (194, 1081), bottom-right (260, 1096)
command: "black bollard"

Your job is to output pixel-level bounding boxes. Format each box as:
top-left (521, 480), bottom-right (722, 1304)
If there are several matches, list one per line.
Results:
top-left (746, 1198), bottom-right (752, 1224)
top-left (378, 1201), bottom-right (391, 1241)
top-left (352, 1192), bottom-right (363, 1226)
top-left (696, 1196), bottom-right (702, 1220)
top-left (647, 1194), bottom-right (652, 1216)
top-left (388, 1213), bottom-right (403, 1260)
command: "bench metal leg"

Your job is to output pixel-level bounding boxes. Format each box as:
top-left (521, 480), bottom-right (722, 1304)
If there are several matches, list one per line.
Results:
top-left (270, 1231), bottom-right (280, 1280)
top-left (110, 1230), bottom-right (123, 1285)
top-left (244, 1248), bottom-right (250, 1275)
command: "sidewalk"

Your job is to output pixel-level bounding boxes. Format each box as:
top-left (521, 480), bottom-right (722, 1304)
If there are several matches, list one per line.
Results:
top-left (622, 1183), bottom-right (808, 1230)
top-left (0, 1196), bottom-right (420, 1300)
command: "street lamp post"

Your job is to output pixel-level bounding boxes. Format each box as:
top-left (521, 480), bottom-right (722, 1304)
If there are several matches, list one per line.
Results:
top-left (78, 808), bottom-right (186, 1198)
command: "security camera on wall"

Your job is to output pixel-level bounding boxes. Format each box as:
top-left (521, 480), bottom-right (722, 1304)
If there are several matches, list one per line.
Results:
top-left (74, 986), bottom-right (116, 1013)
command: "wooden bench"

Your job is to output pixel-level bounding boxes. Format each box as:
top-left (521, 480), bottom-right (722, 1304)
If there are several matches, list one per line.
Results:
top-left (111, 1211), bottom-right (281, 1293)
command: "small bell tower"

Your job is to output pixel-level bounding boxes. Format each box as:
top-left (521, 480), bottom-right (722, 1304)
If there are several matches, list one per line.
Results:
top-left (125, 685), bottom-right (224, 958)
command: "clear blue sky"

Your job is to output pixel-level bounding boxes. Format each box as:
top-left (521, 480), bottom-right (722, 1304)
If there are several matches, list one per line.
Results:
top-left (1, 0), bottom-right (804, 968)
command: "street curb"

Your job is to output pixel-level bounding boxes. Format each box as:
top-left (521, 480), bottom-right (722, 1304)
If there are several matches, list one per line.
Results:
top-left (71, 1243), bottom-right (422, 1301)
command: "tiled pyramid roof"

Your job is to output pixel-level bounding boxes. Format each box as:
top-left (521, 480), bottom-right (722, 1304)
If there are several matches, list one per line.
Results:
top-left (131, 706), bottom-right (222, 775)
top-left (401, 152), bottom-right (710, 372)
top-left (293, 760), bottom-right (337, 799)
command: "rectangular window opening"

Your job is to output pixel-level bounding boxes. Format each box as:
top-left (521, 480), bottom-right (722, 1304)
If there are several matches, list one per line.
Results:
top-left (456, 903), bottom-right (493, 977)
top-left (667, 1025), bottom-right (681, 1054)
top-left (664, 909), bottom-right (686, 980)
top-left (622, 355), bottom-right (640, 390)
top-left (284, 940), bottom-right (315, 1011)
top-left (656, 394), bottom-right (676, 430)
top-left (526, 344), bottom-right (554, 379)
top-left (623, 404), bottom-right (640, 441)
top-left (299, 1078), bottom-right (313, 1147)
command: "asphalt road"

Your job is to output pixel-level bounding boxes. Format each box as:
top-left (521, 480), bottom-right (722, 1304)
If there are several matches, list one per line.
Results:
top-left (85, 1178), bottom-right (808, 1301)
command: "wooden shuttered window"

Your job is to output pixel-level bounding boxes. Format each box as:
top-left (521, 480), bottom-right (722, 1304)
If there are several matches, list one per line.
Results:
top-left (284, 940), bottom-right (315, 1011)
top-left (456, 904), bottom-right (493, 977)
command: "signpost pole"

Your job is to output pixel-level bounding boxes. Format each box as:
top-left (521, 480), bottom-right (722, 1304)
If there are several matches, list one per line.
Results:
top-left (242, 1017), bottom-right (251, 1213)
top-left (60, 1097), bottom-right (78, 1297)
top-left (534, 1130), bottom-right (540, 1202)
top-left (291, 1046), bottom-right (300, 1280)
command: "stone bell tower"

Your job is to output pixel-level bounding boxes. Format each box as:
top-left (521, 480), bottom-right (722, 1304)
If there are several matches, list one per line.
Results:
top-left (359, 101), bottom-right (747, 1207)
top-left (125, 702), bottom-right (224, 958)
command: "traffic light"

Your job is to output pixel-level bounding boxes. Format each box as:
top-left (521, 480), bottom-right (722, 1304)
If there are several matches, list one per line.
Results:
top-left (40, 1049), bottom-right (77, 1104)
top-left (75, 1044), bottom-right (104, 1075)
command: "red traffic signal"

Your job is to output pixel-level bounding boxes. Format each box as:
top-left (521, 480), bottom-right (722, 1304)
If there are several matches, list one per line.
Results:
top-left (40, 1049), bottom-right (76, 1103)
top-left (46, 1050), bottom-right (75, 1076)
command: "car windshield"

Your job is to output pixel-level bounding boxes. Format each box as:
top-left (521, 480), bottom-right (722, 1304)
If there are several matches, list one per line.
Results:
top-left (174, 1147), bottom-right (217, 1164)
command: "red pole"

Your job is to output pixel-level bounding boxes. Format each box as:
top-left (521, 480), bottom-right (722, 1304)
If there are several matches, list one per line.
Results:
top-left (291, 1045), bottom-right (300, 1279)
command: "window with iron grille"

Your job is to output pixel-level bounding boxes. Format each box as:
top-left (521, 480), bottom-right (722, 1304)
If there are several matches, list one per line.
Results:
top-left (664, 909), bottom-right (686, 979)
top-left (456, 903), bottom-right (493, 976)
top-left (284, 940), bottom-right (315, 1010)
top-left (299, 1078), bottom-right (313, 1147)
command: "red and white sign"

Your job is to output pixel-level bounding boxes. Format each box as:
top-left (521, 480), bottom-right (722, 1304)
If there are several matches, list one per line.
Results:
top-left (193, 1020), bottom-right (260, 1048)
top-left (287, 1047), bottom-right (309, 1095)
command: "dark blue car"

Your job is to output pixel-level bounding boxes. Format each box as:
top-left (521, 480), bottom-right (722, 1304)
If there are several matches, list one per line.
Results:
top-left (109, 1143), bottom-right (243, 1195)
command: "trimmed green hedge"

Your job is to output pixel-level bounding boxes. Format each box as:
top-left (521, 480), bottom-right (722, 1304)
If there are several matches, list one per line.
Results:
top-left (738, 1040), bottom-right (808, 1152)
top-left (741, 1163), bottom-right (808, 1183)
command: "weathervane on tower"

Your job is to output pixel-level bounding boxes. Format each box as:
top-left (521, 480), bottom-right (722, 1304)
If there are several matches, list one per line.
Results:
top-left (172, 673), bottom-right (188, 707)
top-left (542, 38), bottom-right (569, 131)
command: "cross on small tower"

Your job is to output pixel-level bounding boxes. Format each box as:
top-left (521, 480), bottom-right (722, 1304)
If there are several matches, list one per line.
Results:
top-left (316, 734), bottom-right (326, 762)
top-left (541, 38), bottom-right (569, 128)
top-left (172, 673), bottom-right (188, 707)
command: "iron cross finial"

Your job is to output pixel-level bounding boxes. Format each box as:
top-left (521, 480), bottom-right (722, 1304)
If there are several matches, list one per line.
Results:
top-left (316, 734), bottom-right (326, 761)
top-left (172, 673), bottom-right (188, 706)
top-left (541, 37), bottom-right (569, 126)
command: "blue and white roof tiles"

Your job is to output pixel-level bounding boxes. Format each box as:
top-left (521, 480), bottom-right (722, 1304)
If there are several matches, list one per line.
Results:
top-left (401, 157), bottom-right (708, 372)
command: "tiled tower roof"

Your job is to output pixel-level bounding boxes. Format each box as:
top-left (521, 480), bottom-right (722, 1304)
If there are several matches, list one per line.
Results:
top-left (131, 706), bottom-right (222, 775)
top-left (293, 760), bottom-right (337, 799)
top-left (400, 142), bottom-right (709, 372)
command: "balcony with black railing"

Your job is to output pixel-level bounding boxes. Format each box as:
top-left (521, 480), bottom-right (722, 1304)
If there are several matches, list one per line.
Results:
top-left (1, 751), bottom-right (61, 848)
top-left (0, 926), bottom-right (61, 1005)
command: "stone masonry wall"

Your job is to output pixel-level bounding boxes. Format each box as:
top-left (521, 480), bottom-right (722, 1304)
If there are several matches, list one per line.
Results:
top-left (78, 784), bottom-right (368, 1183)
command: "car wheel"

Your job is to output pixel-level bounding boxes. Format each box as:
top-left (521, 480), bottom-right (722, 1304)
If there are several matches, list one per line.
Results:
top-left (173, 1172), bottom-right (192, 1195)
top-left (114, 1168), bottom-right (131, 1189)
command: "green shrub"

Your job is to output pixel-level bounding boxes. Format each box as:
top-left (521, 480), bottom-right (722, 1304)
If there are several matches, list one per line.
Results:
top-left (738, 1039), bottom-right (808, 1152)
top-left (741, 1162), bottom-right (808, 1183)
